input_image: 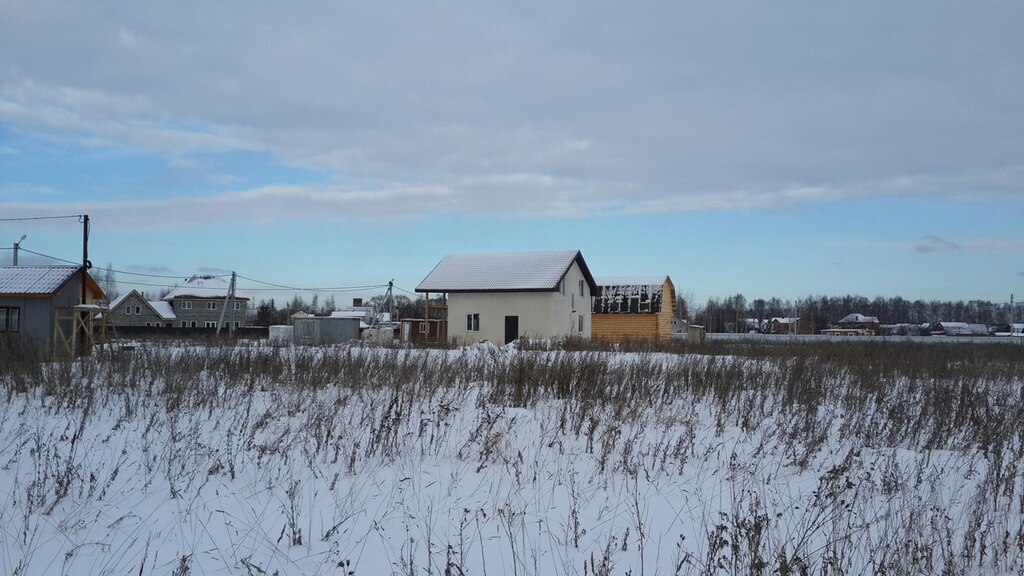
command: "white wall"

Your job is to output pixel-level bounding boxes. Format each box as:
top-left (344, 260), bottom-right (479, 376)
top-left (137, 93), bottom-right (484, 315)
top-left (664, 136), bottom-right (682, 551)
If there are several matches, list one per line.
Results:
top-left (447, 261), bottom-right (592, 344)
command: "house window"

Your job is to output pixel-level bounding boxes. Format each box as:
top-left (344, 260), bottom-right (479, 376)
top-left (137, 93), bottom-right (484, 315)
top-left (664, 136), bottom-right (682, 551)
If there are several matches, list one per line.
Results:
top-left (579, 315), bottom-right (584, 332)
top-left (206, 302), bottom-right (217, 310)
top-left (181, 301), bottom-right (193, 310)
top-left (124, 305), bottom-right (132, 315)
top-left (233, 321), bottom-right (240, 329)
top-left (233, 302), bottom-right (242, 311)
top-left (559, 280), bottom-right (565, 295)
top-left (0, 307), bottom-right (20, 332)
top-left (419, 322), bottom-right (428, 334)
top-left (181, 321), bottom-right (187, 328)
top-left (154, 322), bottom-right (161, 328)
top-left (466, 313), bottom-right (480, 332)
top-left (145, 322), bottom-right (152, 327)
top-left (135, 306), bottom-right (142, 315)
top-left (205, 321), bottom-right (217, 328)
top-left (190, 321), bottom-right (197, 328)
top-left (579, 279), bottom-right (584, 296)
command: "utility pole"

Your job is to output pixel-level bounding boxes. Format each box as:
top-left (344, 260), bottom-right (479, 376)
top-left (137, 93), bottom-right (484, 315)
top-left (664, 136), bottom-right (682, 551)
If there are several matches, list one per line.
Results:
top-left (12, 234), bottom-right (26, 265)
top-left (387, 276), bottom-right (395, 319)
top-left (216, 271), bottom-right (237, 336)
top-left (81, 215), bottom-right (90, 305)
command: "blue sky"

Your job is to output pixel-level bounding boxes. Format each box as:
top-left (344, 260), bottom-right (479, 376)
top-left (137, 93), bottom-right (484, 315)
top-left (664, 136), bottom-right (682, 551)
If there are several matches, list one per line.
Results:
top-left (1, 1), bottom-right (1022, 306)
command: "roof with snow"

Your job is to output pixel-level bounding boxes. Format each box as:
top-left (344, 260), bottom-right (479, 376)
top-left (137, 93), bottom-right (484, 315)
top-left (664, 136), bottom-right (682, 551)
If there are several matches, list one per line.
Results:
top-left (837, 313), bottom-right (880, 325)
top-left (163, 275), bottom-right (249, 301)
top-left (0, 265), bottom-right (104, 298)
top-left (593, 275), bottom-right (672, 314)
top-left (108, 289), bottom-right (177, 320)
top-left (416, 250), bottom-right (597, 293)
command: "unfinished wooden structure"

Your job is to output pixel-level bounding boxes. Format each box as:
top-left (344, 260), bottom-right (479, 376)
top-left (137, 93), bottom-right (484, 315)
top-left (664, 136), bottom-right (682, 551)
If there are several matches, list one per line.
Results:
top-left (591, 275), bottom-right (676, 343)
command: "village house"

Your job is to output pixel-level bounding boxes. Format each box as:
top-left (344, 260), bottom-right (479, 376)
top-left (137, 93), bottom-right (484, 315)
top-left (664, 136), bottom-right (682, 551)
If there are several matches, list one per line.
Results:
top-left (107, 289), bottom-right (177, 327)
top-left (163, 275), bottom-right (250, 329)
top-left (415, 250), bottom-right (598, 345)
top-left (0, 265), bottom-right (106, 353)
top-left (591, 275), bottom-right (676, 342)
top-left (765, 317), bottom-right (813, 335)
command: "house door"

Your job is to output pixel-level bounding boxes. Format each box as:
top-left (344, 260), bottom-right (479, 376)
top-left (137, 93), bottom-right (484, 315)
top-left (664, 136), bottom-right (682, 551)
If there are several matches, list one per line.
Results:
top-left (504, 316), bottom-right (519, 344)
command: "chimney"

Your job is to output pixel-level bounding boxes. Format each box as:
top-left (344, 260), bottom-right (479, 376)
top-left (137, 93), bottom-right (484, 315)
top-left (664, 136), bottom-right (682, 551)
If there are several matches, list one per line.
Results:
top-left (353, 298), bottom-right (363, 307)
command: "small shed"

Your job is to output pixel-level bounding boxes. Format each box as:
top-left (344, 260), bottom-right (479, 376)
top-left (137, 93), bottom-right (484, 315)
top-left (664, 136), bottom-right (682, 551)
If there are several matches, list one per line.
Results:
top-left (591, 275), bottom-right (676, 342)
top-left (293, 315), bottom-right (361, 345)
top-left (0, 265), bottom-right (106, 355)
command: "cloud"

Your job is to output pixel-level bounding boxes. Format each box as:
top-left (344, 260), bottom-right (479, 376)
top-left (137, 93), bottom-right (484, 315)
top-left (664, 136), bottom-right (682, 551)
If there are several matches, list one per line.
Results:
top-left (842, 236), bottom-right (1024, 254)
top-left (914, 236), bottom-right (961, 253)
top-left (1, 2), bottom-right (1024, 217)
top-left (125, 264), bottom-right (176, 275)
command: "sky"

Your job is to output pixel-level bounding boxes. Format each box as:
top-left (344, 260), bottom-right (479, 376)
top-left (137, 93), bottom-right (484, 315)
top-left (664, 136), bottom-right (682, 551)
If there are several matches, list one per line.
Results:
top-left (1, 1), bottom-right (1022, 306)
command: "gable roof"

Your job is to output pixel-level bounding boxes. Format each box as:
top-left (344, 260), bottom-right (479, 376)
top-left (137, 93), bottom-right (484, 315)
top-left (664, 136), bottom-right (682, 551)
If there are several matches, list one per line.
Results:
top-left (107, 289), bottom-right (177, 320)
top-left (837, 313), bottom-right (879, 325)
top-left (0, 265), bottom-right (105, 299)
top-left (416, 250), bottom-right (597, 293)
top-left (163, 275), bottom-right (249, 301)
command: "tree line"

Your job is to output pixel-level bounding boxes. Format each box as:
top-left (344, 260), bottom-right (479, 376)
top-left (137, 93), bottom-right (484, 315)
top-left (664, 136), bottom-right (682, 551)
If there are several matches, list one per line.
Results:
top-left (683, 294), bottom-right (1021, 333)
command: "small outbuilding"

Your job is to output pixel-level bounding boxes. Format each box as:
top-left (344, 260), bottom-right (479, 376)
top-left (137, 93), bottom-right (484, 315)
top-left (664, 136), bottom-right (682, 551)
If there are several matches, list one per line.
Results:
top-left (293, 315), bottom-right (362, 345)
top-left (591, 275), bottom-right (676, 342)
top-left (0, 265), bottom-right (106, 355)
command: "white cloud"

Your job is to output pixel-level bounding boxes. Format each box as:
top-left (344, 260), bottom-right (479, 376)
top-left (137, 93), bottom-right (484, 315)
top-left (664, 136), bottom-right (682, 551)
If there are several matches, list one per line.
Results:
top-left (0, 1), bottom-right (1023, 218)
top-left (841, 236), bottom-right (1024, 254)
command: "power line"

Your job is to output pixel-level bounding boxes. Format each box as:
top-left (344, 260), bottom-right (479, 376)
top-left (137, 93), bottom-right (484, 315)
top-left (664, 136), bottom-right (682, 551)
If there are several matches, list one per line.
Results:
top-left (0, 214), bottom-right (84, 222)
top-left (235, 273), bottom-right (386, 293)
top-left (12, 247), bottom-right (391, 295)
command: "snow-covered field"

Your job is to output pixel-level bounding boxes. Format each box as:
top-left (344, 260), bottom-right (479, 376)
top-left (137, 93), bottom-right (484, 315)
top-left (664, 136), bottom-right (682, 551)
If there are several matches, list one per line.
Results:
top-left (1, 341), bottom-right (1022, 575)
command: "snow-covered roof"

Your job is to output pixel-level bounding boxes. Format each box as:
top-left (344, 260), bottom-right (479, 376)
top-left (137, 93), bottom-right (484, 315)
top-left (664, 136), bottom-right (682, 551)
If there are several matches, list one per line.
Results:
top-left (416, 250), bottom-right (597, 293)
top-left (109, 289), bottom-right (178, 319)
top-left (0, 265), bottom-right (98, 296)
top-left (837, 313), bottom-right (879, 325)
top-left (163, 275), bottom-right (249, 300)
top-left (150, 301), bottom-right (177, 320)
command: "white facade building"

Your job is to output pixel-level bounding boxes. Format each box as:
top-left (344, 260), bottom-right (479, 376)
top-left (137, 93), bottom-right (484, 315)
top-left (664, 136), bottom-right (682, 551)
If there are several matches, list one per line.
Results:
top-left (416, 250), bottom-right (598, 345)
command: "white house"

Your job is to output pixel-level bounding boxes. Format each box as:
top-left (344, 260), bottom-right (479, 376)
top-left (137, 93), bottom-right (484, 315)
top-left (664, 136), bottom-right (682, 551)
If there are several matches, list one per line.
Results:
top-left (416, 250), bottom-right (598, 345)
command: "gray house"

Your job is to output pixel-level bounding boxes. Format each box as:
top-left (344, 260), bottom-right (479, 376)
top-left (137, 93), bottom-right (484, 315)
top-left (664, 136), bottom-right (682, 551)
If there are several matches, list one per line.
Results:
top-left (163, 275), bottom-right (249, 329)
top-left (0, 265), bottom-right (106, 353)
top-left (107, 289), bottom-right (177, 327)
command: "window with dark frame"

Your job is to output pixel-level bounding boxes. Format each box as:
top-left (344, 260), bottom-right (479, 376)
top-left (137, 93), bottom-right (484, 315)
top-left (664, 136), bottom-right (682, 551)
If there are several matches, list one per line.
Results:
top-left (0, 307), bottom-right (20, 332)
top-left (466, 313), bottom-right (480, 331)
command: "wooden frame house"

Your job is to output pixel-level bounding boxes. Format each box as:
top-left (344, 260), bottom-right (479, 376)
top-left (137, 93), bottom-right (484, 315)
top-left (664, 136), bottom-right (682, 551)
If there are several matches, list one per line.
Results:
top-left (591, 275), bottom-right (676, 342)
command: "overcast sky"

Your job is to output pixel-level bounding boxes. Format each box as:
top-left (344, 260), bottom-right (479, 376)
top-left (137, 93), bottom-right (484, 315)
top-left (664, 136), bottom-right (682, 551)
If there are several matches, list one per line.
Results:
top-left (1, 1), bottom-right (1022, 305)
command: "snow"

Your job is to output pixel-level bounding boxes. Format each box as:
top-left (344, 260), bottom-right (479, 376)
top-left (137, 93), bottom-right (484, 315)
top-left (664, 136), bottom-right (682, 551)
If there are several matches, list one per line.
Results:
top-left (0, 344), bottom-right (1020, 575)
top-left (416, 250), bottom-right (584, 292)
top-left (0, 265), bottom-right (80, 295)
top-left (163, 274), bottom-right (248, 300)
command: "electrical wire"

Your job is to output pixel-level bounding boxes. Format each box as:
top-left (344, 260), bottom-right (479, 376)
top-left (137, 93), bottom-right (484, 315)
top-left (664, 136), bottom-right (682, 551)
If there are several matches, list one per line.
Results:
top-left (11, 247), bottom-right (397, 296)
top-left (0, 214), bottom-right (84, 222)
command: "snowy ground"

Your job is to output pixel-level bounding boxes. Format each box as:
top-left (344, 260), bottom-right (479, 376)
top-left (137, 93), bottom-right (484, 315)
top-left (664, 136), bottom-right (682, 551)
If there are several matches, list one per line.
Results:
top-left (1, 342), bottom-right (1021, 575)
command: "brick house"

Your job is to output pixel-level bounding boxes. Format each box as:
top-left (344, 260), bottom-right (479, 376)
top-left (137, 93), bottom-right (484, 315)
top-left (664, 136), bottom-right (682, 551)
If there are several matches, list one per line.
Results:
top-left (163, 275), bottom-right (249, 329)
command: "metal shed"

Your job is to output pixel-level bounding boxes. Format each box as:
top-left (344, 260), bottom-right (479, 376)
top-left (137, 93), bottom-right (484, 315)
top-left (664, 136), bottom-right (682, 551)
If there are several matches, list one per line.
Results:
top-left (293, 315), bottom-right (361, 345)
